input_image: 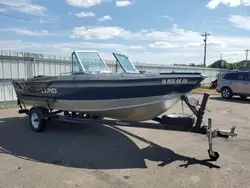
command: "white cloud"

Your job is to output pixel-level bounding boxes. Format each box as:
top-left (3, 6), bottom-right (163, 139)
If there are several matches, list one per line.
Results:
top-left (0, 8), bottom-right (6, 12)
top-left (228, 15), bottom-right (250, 30)
top-left (72, 26), bottom-right (122, 40)
top-left (116, 0), bottom-right (133, 7)
top-left (0, 40), bottom-right (25, 51)
top-left (20, 4), bottom-right (46, 15)
top-left (69, 24), bottom-right (250, 64)
top-left (0, 0), bottom-right (46, 15)
top-left (65, 0), bottom-right (102, 7)
top-left (0, 0), bottom-right (28, 7)
top-left (0, 28), bottom-right (49, 36)
top-left (75, 11), bottom-right (96, 17)
top-left (207, 40), bottom-right (227, 48)
top-left (243, 0), bottom-right (250, 5)
top-left (70, 24), bottom-right (246, 64)
top-left (0, 36), bottom-right (249, 65)
top-left (98, 15), bottom-right (112, 22)
top-left (220, 51), bottom-right (244, 55)
top-left (186, 42), bottom-right (201, 47)
top-left (40, 19), bottom-right (48, 24)
top-left (206, 0), bottom-right (221, 9)
top-left (0, 40), bottom-right (144, 58)
top-left (128, 45), bottom-right (145, 49)
top-left (71, 24), bottom-right (203, 42)
top-left (163, 15), bottom-right (173, 21)
top-left (58, 42), bottom-right (144, 51)
top-left (149, 41), bottom-right (177, 48)
top-left (39, 18), bottom-right (56, 24)
top-left (185, 40), bottom-right (226, 48)
top-left (1, 23), bottom-right (250, 65)
top-left (206, 0), bottom-right (250, 9)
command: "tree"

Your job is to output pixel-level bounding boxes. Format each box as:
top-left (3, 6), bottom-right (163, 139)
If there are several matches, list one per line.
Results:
top-left (208, 59), bottom-right (250, 70)
top-left (208, 60), bottom-right (228, 69)
top-left (173, 63), bottom-right (204, 67)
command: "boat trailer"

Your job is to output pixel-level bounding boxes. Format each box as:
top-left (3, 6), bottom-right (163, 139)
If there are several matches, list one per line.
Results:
top-left (17, 93), bottom-right (238, 161)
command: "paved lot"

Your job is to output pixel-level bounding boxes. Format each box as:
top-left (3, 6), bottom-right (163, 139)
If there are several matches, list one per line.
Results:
top-left (0, 95), bottom-right (250, 188)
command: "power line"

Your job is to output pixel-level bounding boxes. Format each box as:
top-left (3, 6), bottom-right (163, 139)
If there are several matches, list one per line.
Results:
top-left (206, 36), bottom-right (250, 62)
top-left (201, 32), bottom-right (210, 67)
top-left (0, 13), bottom-right (121, 38)
top-left (0, 13), bottom-right (70, 29)
top-left (1, 12), bottom-right (245, 62)
top-left (0, 13), bottom-right (31, 22)
top-left (212, 35), bottom-right (246, 50)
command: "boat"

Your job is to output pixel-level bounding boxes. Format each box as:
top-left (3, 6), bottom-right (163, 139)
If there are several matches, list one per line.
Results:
top-left (12, 50), bottom-right (205, 121)
top-left (11, 51), bottom-right (240, 162)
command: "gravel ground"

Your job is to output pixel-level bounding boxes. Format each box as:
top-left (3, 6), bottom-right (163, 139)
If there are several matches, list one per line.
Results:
top-left (0, 94), bottom-right (250, 188)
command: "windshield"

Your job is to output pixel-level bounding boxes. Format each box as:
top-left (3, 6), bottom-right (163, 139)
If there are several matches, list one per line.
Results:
top-left (76, 51), bottom-right (110, 73)
top-left (113, 53), bottom-right (140, 73)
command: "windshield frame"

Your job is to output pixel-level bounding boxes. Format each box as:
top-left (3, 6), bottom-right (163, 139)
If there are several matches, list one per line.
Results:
top-left (112, 53), bottom-right (140, 74)
top-left (73, 50), bottom-right (111, 74)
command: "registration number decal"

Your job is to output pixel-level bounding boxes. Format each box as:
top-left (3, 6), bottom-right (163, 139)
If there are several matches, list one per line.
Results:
top-left (162, 78), bottom-right (188, 84)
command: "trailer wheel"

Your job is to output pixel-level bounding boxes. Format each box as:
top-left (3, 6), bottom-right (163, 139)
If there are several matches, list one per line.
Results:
top-left (208, 150), bottom-right (219, 161)
top-left (29, 108), bottom-right (47, 132)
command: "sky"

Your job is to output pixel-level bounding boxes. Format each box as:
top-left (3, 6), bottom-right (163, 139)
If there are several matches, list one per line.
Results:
top-left (0, 0), bottom-right (250, 65)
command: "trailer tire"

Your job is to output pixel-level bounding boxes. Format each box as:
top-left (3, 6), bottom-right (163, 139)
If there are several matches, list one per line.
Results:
top-left (161, 113), bottom-right (195, 127)
top-left (208, 150), bottom-right (220, 161)
top-left (29, 107), bottom-right (47, 132)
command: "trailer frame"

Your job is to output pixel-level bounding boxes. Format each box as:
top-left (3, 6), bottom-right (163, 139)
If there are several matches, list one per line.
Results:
top-left (17, 93), bottom-right (238, 161)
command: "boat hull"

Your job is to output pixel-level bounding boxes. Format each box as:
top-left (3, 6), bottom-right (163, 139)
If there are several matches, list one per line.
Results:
top-left (20, 93), bottom-right (184, 121)
top-left (13, 72), bottom-right (205, 121)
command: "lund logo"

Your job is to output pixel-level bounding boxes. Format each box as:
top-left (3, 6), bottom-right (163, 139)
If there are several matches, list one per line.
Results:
top-left (41, 88), bottom-right (57, 94)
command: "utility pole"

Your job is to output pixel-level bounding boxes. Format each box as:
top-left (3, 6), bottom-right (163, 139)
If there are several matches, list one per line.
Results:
top-left (245, 49), bottom-right (250, 61)
top-left (202, 32), bottom-right (210, 67)
top-left (220, 53), bottom-right (225, 68)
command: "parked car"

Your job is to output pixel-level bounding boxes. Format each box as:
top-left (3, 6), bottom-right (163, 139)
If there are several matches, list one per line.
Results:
top-left (216, 70), bottom-right (250, 99)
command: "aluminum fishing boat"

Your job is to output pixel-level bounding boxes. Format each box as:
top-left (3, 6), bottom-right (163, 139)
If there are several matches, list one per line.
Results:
top-left (12, 51), bottom-right (205, 121)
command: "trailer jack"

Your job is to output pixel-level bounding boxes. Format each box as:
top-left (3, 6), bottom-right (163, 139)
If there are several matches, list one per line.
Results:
top-left (180, 93), bottom-right (238, 160)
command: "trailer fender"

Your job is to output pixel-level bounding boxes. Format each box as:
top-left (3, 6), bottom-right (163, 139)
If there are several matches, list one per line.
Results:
top-left (29, 106), bottom-right (49, 119)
